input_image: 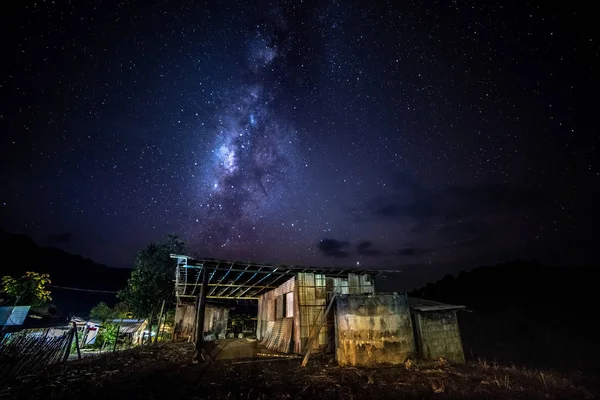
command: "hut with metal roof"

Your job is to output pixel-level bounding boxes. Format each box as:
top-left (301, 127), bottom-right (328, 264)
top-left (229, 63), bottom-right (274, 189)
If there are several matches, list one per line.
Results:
top-left (111, 319), bottom-right (147, 345)
top-left (172, 255), bottom-right (401, 360)
top-left (408, 297), bottom-right (466, 363)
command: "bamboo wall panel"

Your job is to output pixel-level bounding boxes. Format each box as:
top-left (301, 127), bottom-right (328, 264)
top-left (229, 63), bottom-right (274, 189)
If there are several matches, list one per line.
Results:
top-left (297, 272), bottom-right (327, 352)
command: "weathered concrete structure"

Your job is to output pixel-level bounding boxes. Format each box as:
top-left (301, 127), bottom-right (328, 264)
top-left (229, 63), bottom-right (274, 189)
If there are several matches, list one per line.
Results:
top-left (335, 294), bottom-right (414, 366)
top-left (408, 297), bottom-right (466, 363)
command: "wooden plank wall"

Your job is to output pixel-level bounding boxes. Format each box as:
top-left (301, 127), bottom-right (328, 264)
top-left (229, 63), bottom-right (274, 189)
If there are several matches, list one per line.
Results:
top-left (174, 304), bottom-right (196, 340)
top-left (204, 306), bottom-right (229, 337)
top-left (175, 304), bottom-right (230, 340)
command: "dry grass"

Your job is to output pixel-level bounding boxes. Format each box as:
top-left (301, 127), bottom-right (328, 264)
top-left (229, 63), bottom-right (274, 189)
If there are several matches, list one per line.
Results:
top-left (1, 343), bottom-right (596, 400)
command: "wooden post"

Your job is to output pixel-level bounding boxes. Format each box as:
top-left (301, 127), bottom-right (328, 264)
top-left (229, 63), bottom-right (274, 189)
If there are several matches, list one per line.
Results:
top-left (113, 325), bottom-right (120, 352)
top-left (145, 311), bottom-right (154, 345)
top-left (160, 316), bottom-right (168, 341)
top-left (79, 324), bottom-right (88, 348)
top-left (301, 294), bottom-right (336, 367)
top-left (154, 299), bottom-right (166, 344)
top-left (193, 268), bottom-right (210, 363)
top-left (63, 325), bottom-right (75, 363)
top-left (72, 321), bottom-right (81, 360)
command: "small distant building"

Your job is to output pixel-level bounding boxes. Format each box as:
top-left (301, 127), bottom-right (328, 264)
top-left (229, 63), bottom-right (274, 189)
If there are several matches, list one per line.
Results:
top-left (408, 297), bottom-right (466, 363)
top-left (111, 319), bottom-right (147, 344)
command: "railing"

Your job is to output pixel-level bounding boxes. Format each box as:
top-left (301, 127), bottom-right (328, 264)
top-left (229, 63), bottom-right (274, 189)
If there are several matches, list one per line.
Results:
top-left (0, 326), bottom-right (75, 379)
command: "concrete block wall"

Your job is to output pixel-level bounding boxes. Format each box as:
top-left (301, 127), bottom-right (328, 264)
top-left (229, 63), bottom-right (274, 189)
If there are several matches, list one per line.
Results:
top-left (415, 311), bottom-right (465, 363)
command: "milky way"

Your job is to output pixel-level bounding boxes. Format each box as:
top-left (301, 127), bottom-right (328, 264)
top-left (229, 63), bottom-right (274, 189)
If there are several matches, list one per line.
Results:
top-left (0, 1), bottom-right (595, 289)
top-left (193, 15), bottom-right (301, 256)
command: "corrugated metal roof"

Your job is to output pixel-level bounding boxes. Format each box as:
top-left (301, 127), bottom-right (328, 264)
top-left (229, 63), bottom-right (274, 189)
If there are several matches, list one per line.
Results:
top-left (407, 297), bottom-right (465, 312)
top-left (111, 319), bottom-right (146, 334)
top-left (0, 306), bottom-right (30, 326)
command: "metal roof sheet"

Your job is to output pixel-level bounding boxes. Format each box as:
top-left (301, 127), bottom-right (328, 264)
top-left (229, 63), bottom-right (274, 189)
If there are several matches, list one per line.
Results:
top-left (407, 297), bottom-right (466, 312)
top-left (111, 319), bottom-right (146, 334)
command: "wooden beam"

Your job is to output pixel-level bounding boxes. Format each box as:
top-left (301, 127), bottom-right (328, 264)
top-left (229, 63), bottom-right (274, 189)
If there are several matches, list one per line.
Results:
top-left (193, 269), bottom-right (211, 363)
top-left (236, 268), bottom-right (277, 298)
top-left (72, 321), bottom-right (81, 360)
top-left (301, 294), bottom-right (336, 367)
top-left (217, 265), bottom-right (250, 297)
top-left (178, 294), bottom-right (259, 300)
top-left (209, 262), bottom-right (234, 296)
top-left (182, 283), bottom-right (278, 289)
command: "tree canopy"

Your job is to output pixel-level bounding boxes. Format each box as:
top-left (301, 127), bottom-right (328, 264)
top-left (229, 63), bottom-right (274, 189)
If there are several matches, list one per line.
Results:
top-left (1, 271), bottom-right (52, 306)
top-left (118, 234), bottom-right (185, 317)
top-left (89, 301), bottom-right (131, 322)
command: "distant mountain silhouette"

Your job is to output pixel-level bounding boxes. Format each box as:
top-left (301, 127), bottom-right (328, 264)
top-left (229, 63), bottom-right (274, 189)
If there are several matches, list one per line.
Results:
top-left (0, 230), bottom-right (131, 317)
top-left (412, 260), bottom-right (600, 373)
top-left (411, 259), bottom-right (598, 312)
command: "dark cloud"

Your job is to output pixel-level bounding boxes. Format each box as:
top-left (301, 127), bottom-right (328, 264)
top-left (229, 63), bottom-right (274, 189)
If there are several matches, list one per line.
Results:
top-left (395, 247), bottom-right (429, 257)
top-left (360, 173), bottom-right (546, 253)
top-left (368, 181), bottom-right (544, 223)
top-left (356, 240), bottom-right (382, 256)
top-left (48, 232), bottom-right (73, 244)
top-left (438, 221), bottom-right (491, 248)
top-left (318, 238), bottom-right (350, 258)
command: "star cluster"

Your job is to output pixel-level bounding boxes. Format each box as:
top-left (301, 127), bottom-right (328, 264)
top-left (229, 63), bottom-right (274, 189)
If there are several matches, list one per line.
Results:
top-left (0, 0), bottom-right (596, 288)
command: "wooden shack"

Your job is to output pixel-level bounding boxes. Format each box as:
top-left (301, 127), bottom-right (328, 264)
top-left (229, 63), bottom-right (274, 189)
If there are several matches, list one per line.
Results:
top-left (172, 256), bottom-right (376, 354)
top-left (408, 297), bottom-right (466, 363)
top-left (256, 272), bottom-right (374, 354)
top-left (172, 255), bottom-right (466, 365)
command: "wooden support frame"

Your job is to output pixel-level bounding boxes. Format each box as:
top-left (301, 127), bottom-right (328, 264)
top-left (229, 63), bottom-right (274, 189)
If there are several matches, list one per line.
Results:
top-left (72, 321), bottom-right (81, 360)
top-left (301, 294), bottom-right (336, 367)
top-left (193, 268), bottom-right (212, 363)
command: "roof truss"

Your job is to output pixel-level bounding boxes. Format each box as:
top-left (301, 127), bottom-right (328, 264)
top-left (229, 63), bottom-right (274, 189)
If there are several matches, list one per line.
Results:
top-left (173, 255), bottom-right (390, 303)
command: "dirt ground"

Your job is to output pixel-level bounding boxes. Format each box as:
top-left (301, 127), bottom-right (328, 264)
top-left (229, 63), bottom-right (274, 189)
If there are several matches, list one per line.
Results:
top-left (0, 341), bottom-right (595, 400)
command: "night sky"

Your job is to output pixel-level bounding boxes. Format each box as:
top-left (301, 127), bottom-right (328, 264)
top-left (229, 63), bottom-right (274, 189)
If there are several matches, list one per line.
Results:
top-left (1, 1), bottom-right (597, 287)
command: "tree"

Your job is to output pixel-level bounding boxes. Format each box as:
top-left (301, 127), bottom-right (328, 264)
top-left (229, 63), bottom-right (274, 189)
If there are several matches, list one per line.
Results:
top-left (89, 301), bottom-right (131, 322)
top-left (1, 272), bottom-right (52, 306)
top-left (91, 322), bottom-right (120, 350)
top-left (89, 302), bottom-right (113, 322)
top-left (118, 235), bottom-right (185, 340)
